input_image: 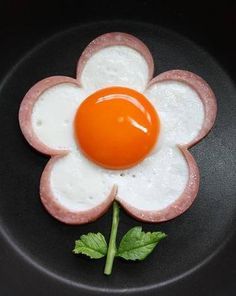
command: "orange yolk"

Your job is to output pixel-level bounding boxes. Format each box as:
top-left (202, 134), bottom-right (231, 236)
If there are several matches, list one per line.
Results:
top-left (74, 87), bottom-right (160, 169)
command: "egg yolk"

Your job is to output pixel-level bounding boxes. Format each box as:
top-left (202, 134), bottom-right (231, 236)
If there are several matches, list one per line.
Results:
top-left (74, 87), bottom-right (160, 169)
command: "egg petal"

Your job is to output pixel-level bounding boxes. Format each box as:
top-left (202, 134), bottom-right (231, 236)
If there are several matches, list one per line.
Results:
top-left (19, 77), bottom-right (86, 155)
top-left (77, 32), bottom-right (154, 93)
top-left (40, 152), bottom-right (117, 224)
top-left (144, 70), bottom-right (217, 148)
top-left (116, 146), bottom-right (199, 222)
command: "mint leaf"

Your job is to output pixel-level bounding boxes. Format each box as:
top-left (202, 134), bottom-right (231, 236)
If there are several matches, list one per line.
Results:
top-left (73, 232), bottom-right (107, 259)
top-left (116, 226), bottom-right (166, 261)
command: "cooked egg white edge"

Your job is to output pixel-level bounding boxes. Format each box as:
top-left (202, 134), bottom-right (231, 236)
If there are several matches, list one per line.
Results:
top-left (50, 151), bottom-right (113, 211)
top-left (81, 46), bottom-right (149, 93)
top-left (32, 83), bottom-right (85, 150)
top-left (145, 81), bottom-right (204, 150)
top-left (112, 146), bottom-right (189, 211)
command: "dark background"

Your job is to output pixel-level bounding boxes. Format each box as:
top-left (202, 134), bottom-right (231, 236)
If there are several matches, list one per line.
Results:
top-left (0, 0), bottom-right (235, 81)
top-left (0, 1), bottom-right (235, 295)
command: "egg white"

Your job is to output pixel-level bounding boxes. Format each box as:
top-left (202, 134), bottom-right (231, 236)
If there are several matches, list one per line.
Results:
top-left (32, 83), bottom-right (86, 150)
top-left (81, 46), bottom-right (149, 93)
top-left (49, 147), bottom-right (188, 212)
top-left (31, 46), bottom-right (204, 213)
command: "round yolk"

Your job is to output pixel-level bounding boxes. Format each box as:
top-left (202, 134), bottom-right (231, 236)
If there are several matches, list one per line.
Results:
top-left (74, 87), bottom-right (160, 169)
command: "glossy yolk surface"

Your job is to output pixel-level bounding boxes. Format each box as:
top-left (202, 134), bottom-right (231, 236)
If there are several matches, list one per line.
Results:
top-left (74, 87), bottom-right (160, 169)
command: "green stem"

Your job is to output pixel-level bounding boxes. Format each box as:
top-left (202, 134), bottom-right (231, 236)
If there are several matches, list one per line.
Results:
top-left (104, 201), bottom-right (120, 275)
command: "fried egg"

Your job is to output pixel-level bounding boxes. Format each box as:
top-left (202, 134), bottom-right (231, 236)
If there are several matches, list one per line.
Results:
top-left (19, 33), bottom-right (217, 224)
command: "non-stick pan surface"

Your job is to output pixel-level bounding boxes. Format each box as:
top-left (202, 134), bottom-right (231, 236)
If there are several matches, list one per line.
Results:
top-left (0, 20), bottom-right (235, 296)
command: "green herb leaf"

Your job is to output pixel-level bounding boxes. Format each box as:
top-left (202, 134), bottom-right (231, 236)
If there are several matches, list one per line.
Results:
top-left (116, 226), bottom-right (167, 261)
top-left (73, 232), bottom-right (107, 259)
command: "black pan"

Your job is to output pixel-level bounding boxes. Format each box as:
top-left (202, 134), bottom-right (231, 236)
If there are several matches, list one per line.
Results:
top-left (0, 2), bottom-right (235, 296)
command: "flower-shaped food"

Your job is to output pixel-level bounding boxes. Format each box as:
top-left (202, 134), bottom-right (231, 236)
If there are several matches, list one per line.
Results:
top-left (19, 33), bottom-right (217, 224)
